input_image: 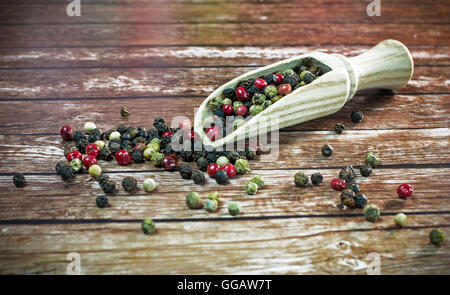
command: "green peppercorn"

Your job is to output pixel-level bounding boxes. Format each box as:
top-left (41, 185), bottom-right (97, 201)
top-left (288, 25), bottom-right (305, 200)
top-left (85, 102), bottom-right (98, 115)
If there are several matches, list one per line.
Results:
top-left (222, 98), bottom-right (232, 106)
top-left (261, 100), bottom-right (272, 110)
top-left (215, 170), bottom-right (229, 185)
top-left (143, 148), bottom-right (153, 160)
top-left (12, 173), bottom-right (26, 188)
top-left (151, 152), bottom-right (164, 167)
top-left (216, 156), bottom-right (230, 167)
top-left (84, 122), bottom-right (96, 133)
top-left (208, 97), bottom-right (224, 110)
top-left (235, 158), bottom-right (251, 175)
top-left (283, 69), bottom-right (295, 76)
top-left (364, 204), bottom-right (380, 222)
top-left (192, 170), bottom-right (206, 185)
top-left (141, 219), bottom-right (156, 235)
top-left (310, 173), bottom-right (323, 186)
top-left (109, 131), bottom-right (121, 141)
top-left (233, 118), bottom-right (246, 130)
top-left (340, 189), bottom-right (356, 207)
top-left (251, 93), bottom-right (266, 105)
top-left (394, 213), bottom-right (407, 227)
top-left (271, 95), bottom-right (283, 103)
top-left (322, 144), bottom-right (333, 157)
top-left (179, 165), bottom-right (192, 179)
top-left (349, 183), bottom-right (360, 193)
top-left (339, 165), bottom-right (356, 183)
top-left (204, 199), bottom-right (218, 212)
top-left (208, 192), bottom-right (220, 202)
top-left (351, 110), bottom-right (364, 123)
top-left (334, 123), bottom-right (345, 135)
top-left (196, 157), bottom-right (209, 172)
top-left (69, 158), bottom-right (83, 173)
top-left (96, 195), bottom-right (109, 208)
top-left (354, 194), bottom-right (367, 208)
top-left (88, 164), bottom-right (102, 178)
top-left (245, 181), bottom-right (258, 195)
top-left (250, 176), bottom-right (264, 189)
top-left (150, 138), bottom-right (161, 145)
top-left (143, 178), bottom-right (157, 192)
top-left (120, 106), bottom-right (129, 117)
top-left (429, 229), bottom-right (445, 245)
top-left (249, 105), bottom-right (264, 116)
top-left (122, 176), bottom-right (138, 193)
top-left (264, 85), bottom-right (278, 98)
top-left (233, 101), bottom-right (243, 111)
top-left (186, 192), bottom-right (203, 209)
top-left (365, 152), bottom-right (379, 168)
top-left (294, 172), bottom-right (308, 187)
top-left (360, 165), bottom-right (373, 177)
top-left (228, 201), bottom-right (242, 216)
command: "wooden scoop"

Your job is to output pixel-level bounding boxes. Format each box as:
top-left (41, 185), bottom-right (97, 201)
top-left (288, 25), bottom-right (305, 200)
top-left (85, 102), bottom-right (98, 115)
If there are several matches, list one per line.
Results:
top-left (194, 39), bottom-right (414, 148)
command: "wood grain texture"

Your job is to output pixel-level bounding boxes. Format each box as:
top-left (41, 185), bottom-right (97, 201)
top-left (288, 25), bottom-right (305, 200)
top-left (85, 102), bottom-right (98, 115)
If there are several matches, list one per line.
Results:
top-left (0, 216), bottom-right (448, 274)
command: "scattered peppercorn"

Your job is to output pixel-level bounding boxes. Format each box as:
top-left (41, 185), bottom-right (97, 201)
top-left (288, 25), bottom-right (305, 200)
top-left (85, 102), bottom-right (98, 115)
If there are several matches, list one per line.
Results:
top-left (351, 110), bottom-right (364, 123)
top-left (334, 123), bottom-right (345, 134)
top-left (215, 170), bottom-right (229, 185)
top-left (365, 152), bottom-right (379, 168)
top-left (60, 164), bottom-right (74, 181)
top-left (151, 152), bottom-right (164, 167)
top-left (55, 161), bottom-right (67, 175)
top-left (341, 189), bottom-right (356, 208)
top-left (69, 158), bottom-right (83, 173)
top-left (249, 176), bottom-right (264, 189)
top-left (207, 192), bottom-right (220, 202)
top-left (322, 144), bottom-right (333, 157)
top-left (364, 204), bottom-right (380, 222)
top-left (101, 180), bottom-right (116, 194)
top-left (141, 219), bottom-right (156, 234)
top-left (429, 229), bottom-right (445, 246)
top-left (331, 178), bottom-right (347, 191)
top-left (235, 158), bottom-right (251, 175)
top-left (186, 192), bottom-right (203, 209)
top-left (349, 183), bottom-right (360, 193)
top-left (394, 213), bottom-right (407, 227)
top-left (310, 173), bottom-right (323, 186)
top-left (95, 195), bottom-right (109, 208)
top-left (84, 122), bottom-right (96, 133)
top-left (196, 157), bottom-right (209, 172)
top-left (339, 165), bottom-right (356, 183)
top-left (354, 194), bottom-right (367, 208)
top-left (131, 151), bottom-right (145, 163)
top-left (179, 165), bottom-right (192, 180)
top-left (204, 199), bottom-right (218, 212)
top-left (162, 155), bottom-right (177, 171)
top-left (122, 176), bottom-right (138, 193)
top-left (360, 165), bottom-right (373, 177)
top-left (294, 172), bottom-right (309, 187)
top-left (192, 170), bottom-right (206, 185)
top-left (88, 164), bottom-right (102, 178)
top-left (228, 201), bottom-right (242, 216)
top-left (120, 106), bottom-right (129, 117)
top-left (12, 173), bottom-right (26, 188)
top-left (245, 181), bottom-right (258, 195)
top-left (397, 183), bottom-right (413, 199)
top-left (60, 125), bottom-right (73, 140)
top-left (143, 178), bottom-right (157, 192)
top-left (216, 156), bottom-right (230, 167)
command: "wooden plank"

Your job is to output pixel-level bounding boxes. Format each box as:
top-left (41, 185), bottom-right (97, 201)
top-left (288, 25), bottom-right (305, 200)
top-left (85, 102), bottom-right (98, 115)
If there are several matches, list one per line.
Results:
top-left (1, 46), bottom-right (448, 68)
top-left (0, 2), bottom-right (448, 24)
top-left (0, 66), bottom-right (447, 99)
top-left (0, 128), bottom-right (448, 173)
top-left (0, 215), bottom-right (448, 274)
top-left (1, 94), bottom-right (448, 134)
top-left (0, 168), bottom-right (449, 220)
top-left (0, 23), bottom-right (447, 48)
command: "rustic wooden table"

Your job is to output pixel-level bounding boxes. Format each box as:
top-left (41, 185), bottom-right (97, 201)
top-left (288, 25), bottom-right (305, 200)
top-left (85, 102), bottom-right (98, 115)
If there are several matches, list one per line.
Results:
top-left (0, 0), bottom-right (449, 275)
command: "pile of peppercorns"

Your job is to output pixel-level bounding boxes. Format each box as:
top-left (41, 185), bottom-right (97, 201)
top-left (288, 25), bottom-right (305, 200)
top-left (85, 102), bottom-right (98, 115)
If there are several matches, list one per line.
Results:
top-left (205, 58), bottom-right (323, 140)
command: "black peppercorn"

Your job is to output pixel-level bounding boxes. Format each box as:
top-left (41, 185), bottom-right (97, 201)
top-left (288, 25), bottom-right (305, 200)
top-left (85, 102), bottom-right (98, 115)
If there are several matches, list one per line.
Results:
top-left (98, 147), bottom-right (113, 161)
top-left (96, 195), bottom-right (109, 208)
top-left (122, 176), bottom-right (138, 193)
top-left (87, 131), bottom-right (101, 143)
top-left (246, 150), bottom-right (256, 160)
top-left (179, 165), bottom-right (193, 179)
top-left (102, 129), bottom-right (114, 140)
top-left (197, 157), bottom-right (209, 171)
top-left (238, 79), bottom-right (254, 90)
top-left (98, 174), bottom-right (110, 186)
top-left (215, 170), bottom-right (229, 185)
top-left (214, 109), bottom-right (225, 118)
top-left (108, 140), bottom-right (121, 154)
top-left (340, 189), bottom-right (356, 207)
top-left (132, 151), bottom-right (144, 163)
top-left (205, 152), bottom-right (219, 164)
top-left (310, 173), bottom-right (323, 186)
top-left (284, 73), bottom-right (299, 88)
top-left (179, 150), bottom-right (195, 162)
top-left (247, 85), bottom-right (261, 96)
top-left (243, 101), bottom-right (252, 110)
top-left (121, 132), bottom-right (132, 141)
top-left (223, 88), bottom-right (235, 99)
top-left (117, 124), bottom-right (127, 134)
top-left (355, 194), bottom-right (367, 208)
top-left (322, 144), bottom-right (333, 157)
top-left (351, 110), bottom-right (364, 123)
top-left (153, 117), bottom-right (168, 135)
top-left (63, 145), bottom-right (74, 157)
top-left (265, 74), bottom-right (277, 85)
top-left (13, 173), bottom-right (26, 188)
top-left (73, 130), bottom-right (86, 142)
top-left (137, 127), bottom-right (147, 138)
top-left (55, 160), bottom-right (67, 175)
top-left (146, 128), bottom-right (159, 141)
top-left (60, 165), bottom-right (74, 181)
top-left (339, 165), bottom-right (356, 183)
top-left (75, 138), bottom-right (89, 153)
top-left (120, 106), bottom-right (129, 117)
top-left (334, 123), bottom-right (345, 135)
top-left (360, 165), bottom-right (373, 177)
top-left (132, 136), bottom-right (147, 146)
top-left (226, 151), bottom-right (240, 164)
top-left (101, 180), bottom-right (116, 194)
top-left (192, 170), bottom-right (206, 185)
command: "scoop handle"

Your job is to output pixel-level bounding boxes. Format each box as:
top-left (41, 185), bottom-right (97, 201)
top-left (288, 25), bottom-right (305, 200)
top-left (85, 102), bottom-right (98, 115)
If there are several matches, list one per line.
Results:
top-left (347, 39), bottom-right (414, 92)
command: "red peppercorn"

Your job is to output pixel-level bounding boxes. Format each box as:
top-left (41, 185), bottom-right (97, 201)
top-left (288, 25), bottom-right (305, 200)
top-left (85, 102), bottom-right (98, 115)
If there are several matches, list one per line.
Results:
top-left (236, 86), bottom-right (250, 101)
top-left (222, 163), bottom-right (236, 178)
top-left (331, 178), bottom-right (346, 191)
top-left (60, 125), bottom-right (73, 140)
top-left (274, 73), bottom-right (284, 85)
top-left (205, 126), bottom-right (220, 141)
top-left (162, 131), bottom-right (173, 137)
top-left (66, 150), bottom-right (82, 163)
top-left (397, 183), bottom-right (413, 199)
top-left (82, 155), bottom-right (97, 169)
top-left (167, 153), bottom-right (178, 160)
top-left (162, 156), bottom-right (177, 171)
top-left (254, 78), bottom-right (268, 90)
top-left (222, 104), bottom-right (234, 116)
top-left (235, 105), bottom-right (248, 117)
top-left (115, 149), bottom-right (131, 165)
top-left (207, 163), bottom-right (220, 177)
top-left (85, 143), bottom-right (100, 157)
top-left (278, 83), bottom-right (292, 96)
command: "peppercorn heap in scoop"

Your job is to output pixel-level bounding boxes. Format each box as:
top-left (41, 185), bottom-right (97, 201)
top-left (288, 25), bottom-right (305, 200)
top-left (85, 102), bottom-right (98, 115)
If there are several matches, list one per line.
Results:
top-left (205, 58), bottom-right (323, 141)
